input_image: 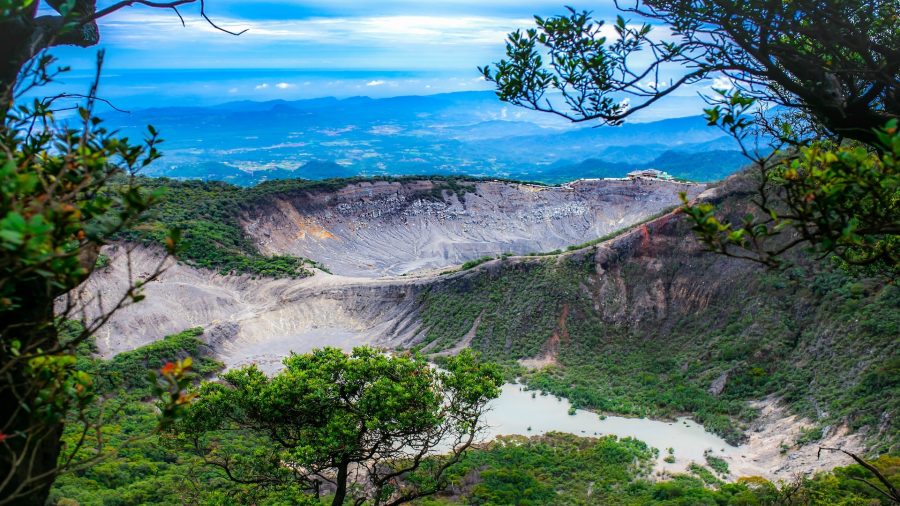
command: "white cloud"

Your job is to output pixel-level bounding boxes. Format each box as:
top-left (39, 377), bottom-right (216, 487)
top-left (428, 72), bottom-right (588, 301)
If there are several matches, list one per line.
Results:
top-left (240, 15), bottom-right (529, 45)
top-left (275, 82), bottom-right (294, 89)
top-left (254, 83), bottom-right (269, 90)
top-left (710, 77), bottom-right (736, 91)
top-left (366, 80), bottom-right (386, 87)
top-left (98, 10), bottom-right (531, 47)
top-left (644, 80), bottom-right (668, 90)
top-left (369, 125), bottom-right (403, 135)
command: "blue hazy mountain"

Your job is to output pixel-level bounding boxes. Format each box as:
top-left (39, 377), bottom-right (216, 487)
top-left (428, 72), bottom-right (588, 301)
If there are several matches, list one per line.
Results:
top-left (104, 91), bottom-right (752, 185)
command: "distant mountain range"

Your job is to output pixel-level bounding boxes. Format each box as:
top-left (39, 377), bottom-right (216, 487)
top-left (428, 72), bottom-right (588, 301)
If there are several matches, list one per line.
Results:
top-left (104, 91), bottom-right (755, 185)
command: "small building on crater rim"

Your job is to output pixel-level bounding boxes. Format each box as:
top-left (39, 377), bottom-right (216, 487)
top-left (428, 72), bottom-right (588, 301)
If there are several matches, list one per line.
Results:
top-left (626, 168), bottom-right (673, 180)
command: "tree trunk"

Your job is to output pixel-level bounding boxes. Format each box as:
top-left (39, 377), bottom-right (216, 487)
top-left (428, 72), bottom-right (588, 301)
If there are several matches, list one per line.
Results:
top-left (0, 289), bottom-right (63, 505)
top-left (0, 7), bottom-right (100, 115)
top-left (0, 16), bottom-right (33, 111)
top-left (0, 421), bottom-right (63, 506)
top-left (331, 460), bottom-right (350, 506)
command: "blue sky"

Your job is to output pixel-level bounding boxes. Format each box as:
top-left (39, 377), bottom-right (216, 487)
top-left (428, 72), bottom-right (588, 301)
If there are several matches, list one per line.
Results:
top-left (58, 1), bottom-right (622, 70)
top-left (42, 1), bottom-right (713, 117)
top-left (67, 0), bottom-right (614, 71)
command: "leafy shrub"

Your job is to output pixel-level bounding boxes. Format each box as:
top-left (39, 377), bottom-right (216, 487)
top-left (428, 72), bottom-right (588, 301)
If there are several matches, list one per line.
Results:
top-left (795, 426), bottom-right (824, 447)
top-left (705, 452), bottom-right (730, 476)
top-left (460, 256), bottom-right (496, 270)
top-left (94, 254), bottom-right (111, 270)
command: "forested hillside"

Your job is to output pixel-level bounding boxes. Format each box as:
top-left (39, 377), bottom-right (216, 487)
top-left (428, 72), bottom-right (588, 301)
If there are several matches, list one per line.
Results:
top-left (50, 335), bottom-right (900, 506)
top-left (47, 173), bottom-right (900, 505)
top-left (107, 172), bottom-right (899, 456)
top-left (3, 0), bottom-right (897, 503)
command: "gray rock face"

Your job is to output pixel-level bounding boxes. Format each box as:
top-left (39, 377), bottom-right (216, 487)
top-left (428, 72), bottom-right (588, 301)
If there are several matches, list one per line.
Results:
top-left (709, 372), bottom-right (729, 397)
top-left (242, 178), bottom-right (704, 277)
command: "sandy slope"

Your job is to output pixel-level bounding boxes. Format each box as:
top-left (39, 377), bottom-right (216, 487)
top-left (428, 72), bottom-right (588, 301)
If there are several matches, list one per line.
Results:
top-left (76, 244), bottom-right (429, 371)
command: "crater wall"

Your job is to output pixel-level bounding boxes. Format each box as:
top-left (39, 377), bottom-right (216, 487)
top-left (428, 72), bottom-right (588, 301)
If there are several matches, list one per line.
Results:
top-left (242, 178), bottom-right (704, 277)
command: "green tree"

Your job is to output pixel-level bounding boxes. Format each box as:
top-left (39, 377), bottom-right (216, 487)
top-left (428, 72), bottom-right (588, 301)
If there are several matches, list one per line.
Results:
top-left (0, 2), bottom-right (242, 503)
top-left (0, 54), bottom-right (174, 505)
top-left (177, 347), bottom-right (502, 506)
top-left (480, 0), bottom-right (898, 144)
top-left (481, 1), bottom-right (899, 274)
top-left (682, 118), bottom-right (899, 274)
top-left (0, 0), bottom-right (245, 111)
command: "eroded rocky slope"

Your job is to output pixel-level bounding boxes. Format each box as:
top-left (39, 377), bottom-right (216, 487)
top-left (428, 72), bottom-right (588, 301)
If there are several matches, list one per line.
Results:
top-left (242, 178), bottom-right (702, 276)
top-left (79, 177), bottom-right (702, 363)
top-left (77, 245), bottom-right (427, 372)
top-left (413, 174), bottom-right (897, 476)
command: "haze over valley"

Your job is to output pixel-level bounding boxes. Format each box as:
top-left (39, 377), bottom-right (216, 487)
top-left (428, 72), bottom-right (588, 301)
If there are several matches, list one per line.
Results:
top-left (104, 91), bottom-right (750, 185)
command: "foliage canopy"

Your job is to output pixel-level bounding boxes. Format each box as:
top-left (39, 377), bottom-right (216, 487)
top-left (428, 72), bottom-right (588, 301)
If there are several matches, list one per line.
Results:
top-left (482, 0), bottom-right (900, 275)
top-left (178, 347), bottom-right (502, 506)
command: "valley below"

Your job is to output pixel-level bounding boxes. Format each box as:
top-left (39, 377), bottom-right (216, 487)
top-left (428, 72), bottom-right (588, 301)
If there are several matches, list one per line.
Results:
top-left (73, 174), bottom-right (896, 487)
top-left (103, 91), bottom-right (751, 185)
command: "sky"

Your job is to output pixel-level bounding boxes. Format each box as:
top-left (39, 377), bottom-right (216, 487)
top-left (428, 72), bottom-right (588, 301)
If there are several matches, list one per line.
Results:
top-left (54, 1), bottom-right (623, 70)
top-left (40, 0), bottom-right (713, 117)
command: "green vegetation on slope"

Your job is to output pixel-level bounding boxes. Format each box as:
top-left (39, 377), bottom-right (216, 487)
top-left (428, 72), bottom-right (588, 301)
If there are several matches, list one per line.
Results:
top-left (51, 327), bottom-right (227, 506)
top-left (420, 433), bottom-right (900, 505)
top-left (417, 253), bottom-right (899, 450)
top-left (60, 323), bottom-right (223, 397)
top-left (93, 327), bottom-right (223, 394)
top-left (51, 328), bottom-right (900, 505)
top-left (450, 433), bottom-right (657, 505)
top-left (117, 179), bottom-right (323, 278)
